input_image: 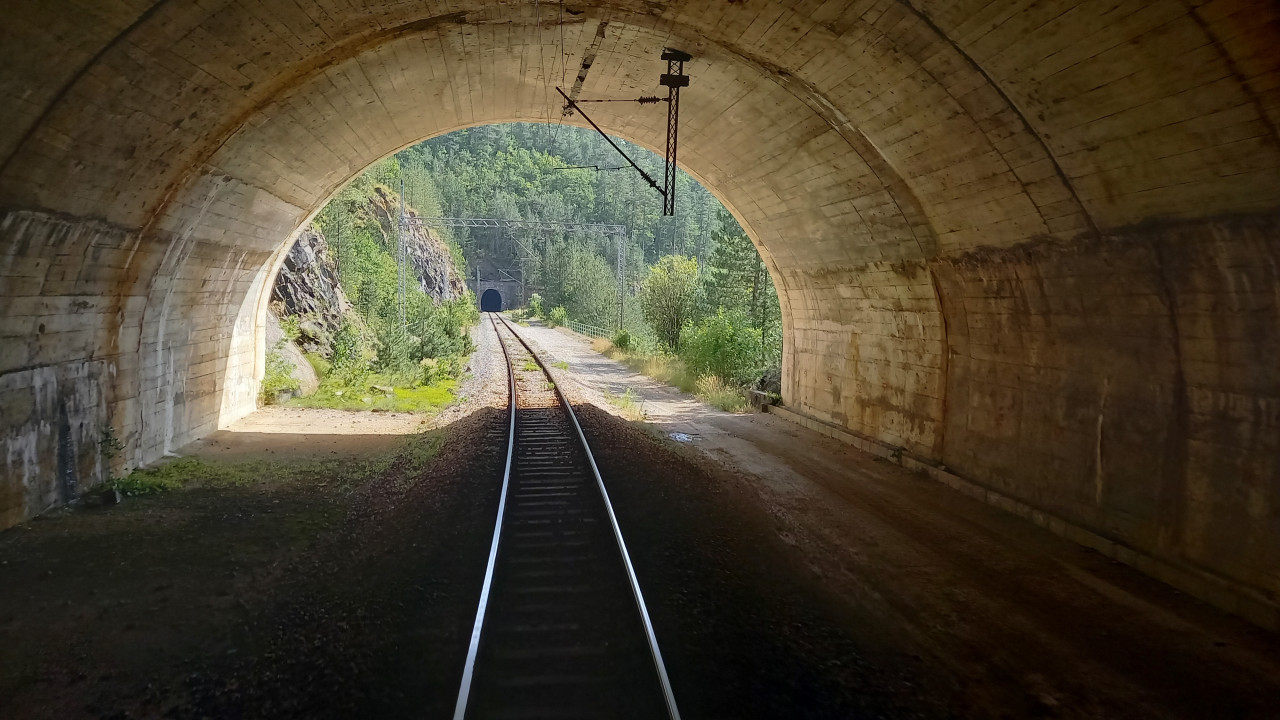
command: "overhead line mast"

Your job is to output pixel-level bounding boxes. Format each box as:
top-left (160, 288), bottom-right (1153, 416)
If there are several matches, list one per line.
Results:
top-left (659, 48), bottom-right (691, 216)
top-left (557, 47), bottom-right (691, 216)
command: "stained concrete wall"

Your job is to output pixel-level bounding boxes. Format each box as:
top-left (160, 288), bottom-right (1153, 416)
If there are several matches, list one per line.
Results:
top-left (474, 281), bottom-right (523, 312)
top-left (1, 0), bottom-right (1278, 620)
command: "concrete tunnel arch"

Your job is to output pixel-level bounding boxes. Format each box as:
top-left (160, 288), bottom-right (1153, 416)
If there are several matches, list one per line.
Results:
top-left (480, 289), bottom-right (503, 313)
top-left (2, 1), bottom-right (1280, 623)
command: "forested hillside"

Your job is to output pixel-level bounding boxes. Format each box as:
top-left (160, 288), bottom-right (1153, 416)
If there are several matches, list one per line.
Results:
top-left (391, 123), bottom-right (784, 399)
top-left (272, 123), bottom-right (782, 412)
top-left (399, 124), bottom-right (724, 268)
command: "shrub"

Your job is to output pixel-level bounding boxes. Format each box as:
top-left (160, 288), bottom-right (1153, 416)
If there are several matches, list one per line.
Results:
top-left (547, 306), bottom-right (568, 328)
top-left (528, 293), bottom-right (544, 318)
top-left (640, 255), bottom-right (700, 351)
top-left (330, 315), bottom-right (373, 385)
top-left (612, 329), bottom-right (632, 351)
top-left (420, 354), bottom-right (465, 385)
top-left (280, 314), bottom-right (302, 342)
top-left (419, 357), bottom-right (444, 385)
top-left (678, 309), bottom-right (762, 387)
top-left (261, 342), bottom-right (300, 404)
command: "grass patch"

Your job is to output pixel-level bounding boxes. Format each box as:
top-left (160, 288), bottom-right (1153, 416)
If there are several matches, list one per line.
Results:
top-left (604, 388), bottom-right (646, 421)
top-left (598, 345), bottom-right (697, 393)
top-left (107, 430), bottom-right (446, 498)
top-left (290, 376), bottom-right (457, 413)
top-left (695, 375), bottom-right (749, 412)
top-left (552, 360), bottom-right (569, 370)
top-left (591, 341), bottom-right (749, 412)
top-left (304, 352), bottom-right (331, 377)
top-left (521, 359), bottom-right (539, 372)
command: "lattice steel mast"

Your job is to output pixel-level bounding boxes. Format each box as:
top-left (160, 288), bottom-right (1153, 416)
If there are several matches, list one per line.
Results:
top-left (555, 47), bottom-right (691, 216)
top-left (660, 48), bottom-right (691, 216)
top-left (398, 176), bottom-right (408, 333)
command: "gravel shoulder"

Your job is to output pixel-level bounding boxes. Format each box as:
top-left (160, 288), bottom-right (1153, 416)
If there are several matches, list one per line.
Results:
top-left (0, 325), bottom-right (511, 720)
top-left (514, 318), bottom-right (1280, 719)
top-left (3, 317), bottom-right (1278, 719)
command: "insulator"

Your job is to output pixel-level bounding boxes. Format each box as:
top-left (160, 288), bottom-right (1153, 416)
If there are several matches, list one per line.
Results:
top-left (636, 95), bottom-right (664, 105)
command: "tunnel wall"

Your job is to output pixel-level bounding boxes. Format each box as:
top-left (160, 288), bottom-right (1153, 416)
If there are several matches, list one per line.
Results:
top-left (1, 0), bottom-right (1278, 624)
top-left (784, 215), bottom-right (1280, 607)
top-left (936, 216), bottom-right (1279, 599)
top-left (0, 209), bottom-right (271, 526)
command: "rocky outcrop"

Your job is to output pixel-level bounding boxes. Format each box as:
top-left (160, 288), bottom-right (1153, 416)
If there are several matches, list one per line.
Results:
top-left (270, 226), bottom-right (351, 356)
top-left (265, 312), bottom-right (319, 396)
top-left (270, 189), bottom-right (467, 359)
top-left (368, 187), bottom-right (468, 301)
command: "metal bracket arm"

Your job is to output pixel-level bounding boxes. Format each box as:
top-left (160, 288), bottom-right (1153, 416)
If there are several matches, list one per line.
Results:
top-left (556, 86), bottom-right (665, 199)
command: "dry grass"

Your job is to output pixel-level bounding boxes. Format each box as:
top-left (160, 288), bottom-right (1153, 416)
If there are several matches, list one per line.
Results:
top-left (590, 340), bottom-right (749, 412)
top-left (695, 376), bottom-right (750, 412)
top-left (603, 388), bottom-right (647, 421)
top-left (604, 347), bottom-right (697, 393)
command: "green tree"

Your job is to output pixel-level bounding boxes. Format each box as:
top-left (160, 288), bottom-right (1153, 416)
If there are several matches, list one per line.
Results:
top-left (704, 210), bottom-right (773, 326)
top-left (544, 243), bottom-right (617, 328)
top-left (679, 309), bottom-right (762, 387)
top-left (703, 210), bottom-right (782, 377)
top-left (640, 255), bottom-right (700, 351)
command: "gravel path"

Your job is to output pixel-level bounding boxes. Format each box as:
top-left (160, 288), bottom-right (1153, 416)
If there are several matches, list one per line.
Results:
top-left (507, 318), bottom-right (1280, 719)
top-left (509, 320), bottom-right (721, 434)
top-left (2, 319), bottom-right (1278, 719)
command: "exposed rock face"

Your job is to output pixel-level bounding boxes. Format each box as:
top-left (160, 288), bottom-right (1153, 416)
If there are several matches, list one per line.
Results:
top-left (270, 191), bottom-right (467, 358)
top-left (270, 226), bottom-right (350, 356)
top-left (367, 187), bottom-right (468, 301)
top-left (265, 312), bottom-right (319, 396)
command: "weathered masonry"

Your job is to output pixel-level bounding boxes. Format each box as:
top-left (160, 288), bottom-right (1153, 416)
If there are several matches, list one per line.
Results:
top-left (2, 1), bottom-right (1278, 623)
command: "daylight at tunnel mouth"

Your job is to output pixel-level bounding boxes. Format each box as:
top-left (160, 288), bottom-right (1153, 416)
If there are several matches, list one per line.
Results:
top-left (3, 1), bottom-right (1280, 718)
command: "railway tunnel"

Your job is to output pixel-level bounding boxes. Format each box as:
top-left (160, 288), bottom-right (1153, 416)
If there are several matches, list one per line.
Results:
top-left (480, 289), bottom-right (503, 313)
top-left (1, 0), bottom-right (1279, 630)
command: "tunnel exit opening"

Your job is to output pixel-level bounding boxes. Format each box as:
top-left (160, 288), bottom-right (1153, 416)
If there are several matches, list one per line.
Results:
top-left (481, 288), bottom-right (502, 312)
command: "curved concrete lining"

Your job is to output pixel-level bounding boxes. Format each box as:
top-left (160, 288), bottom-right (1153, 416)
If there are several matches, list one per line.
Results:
top-left (2, 1), bottom-right (1279, 618)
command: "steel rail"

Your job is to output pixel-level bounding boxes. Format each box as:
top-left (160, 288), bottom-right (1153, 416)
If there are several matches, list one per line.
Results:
top-left (494, 314), bottom-right (682, 720)
top-left (451, 314), bottom-right (517, 720)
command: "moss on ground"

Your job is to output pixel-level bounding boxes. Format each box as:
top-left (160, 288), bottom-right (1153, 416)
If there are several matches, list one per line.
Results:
top-left (289, 377), bottom-right (458, 413)
top-left (108, 430), bottom-right (446, 498)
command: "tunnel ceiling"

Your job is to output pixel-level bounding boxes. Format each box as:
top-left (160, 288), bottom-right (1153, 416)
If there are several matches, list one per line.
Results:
top-left (3, 0), bottom-right (1280, 625)
top-left (4, 0), bottom-right (1276, 267)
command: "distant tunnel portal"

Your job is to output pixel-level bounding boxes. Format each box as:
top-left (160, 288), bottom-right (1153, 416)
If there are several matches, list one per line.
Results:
top-left (480, 289), bottom-right (502, 312)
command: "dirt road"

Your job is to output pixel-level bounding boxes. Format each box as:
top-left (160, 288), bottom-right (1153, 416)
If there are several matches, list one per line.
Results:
top-left (519, 320), bottom-right (1280, 719)
top-left (1, 318), bottom-right (1278, 718)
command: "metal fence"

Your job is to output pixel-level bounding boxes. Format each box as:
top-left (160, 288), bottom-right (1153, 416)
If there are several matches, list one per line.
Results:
top-left (565, 319), bottom-right (611, 339)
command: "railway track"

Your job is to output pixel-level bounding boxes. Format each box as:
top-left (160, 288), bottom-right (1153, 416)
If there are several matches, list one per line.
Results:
top-left (453, 313), bottom-right (681, 720)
